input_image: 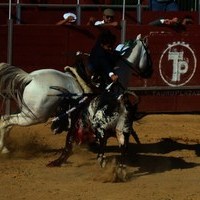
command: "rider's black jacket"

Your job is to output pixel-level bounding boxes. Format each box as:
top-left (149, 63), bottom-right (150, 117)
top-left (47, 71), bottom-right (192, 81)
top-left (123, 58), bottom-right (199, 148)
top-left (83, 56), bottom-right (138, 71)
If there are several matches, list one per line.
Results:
top-left (88, 42), bottom-right (120, 89)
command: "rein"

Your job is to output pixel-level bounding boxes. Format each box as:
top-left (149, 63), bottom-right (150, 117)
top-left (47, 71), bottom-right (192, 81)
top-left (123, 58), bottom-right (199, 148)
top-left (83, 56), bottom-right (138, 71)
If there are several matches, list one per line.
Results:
top-left (52, 95), bottom-right (89, 122)
top-left (119, 57), bottom-right (141, 77)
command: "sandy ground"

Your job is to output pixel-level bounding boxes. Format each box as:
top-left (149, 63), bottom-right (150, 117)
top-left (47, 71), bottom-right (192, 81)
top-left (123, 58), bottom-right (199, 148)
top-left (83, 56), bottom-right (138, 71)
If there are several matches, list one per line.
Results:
top-left (1, 114), bottom-right (200, 200)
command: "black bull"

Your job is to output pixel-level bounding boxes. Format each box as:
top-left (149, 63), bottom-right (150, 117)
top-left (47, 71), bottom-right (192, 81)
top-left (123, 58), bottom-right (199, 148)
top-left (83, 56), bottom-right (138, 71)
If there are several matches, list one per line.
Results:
top-left (48, 84), bottom-right (141, 168)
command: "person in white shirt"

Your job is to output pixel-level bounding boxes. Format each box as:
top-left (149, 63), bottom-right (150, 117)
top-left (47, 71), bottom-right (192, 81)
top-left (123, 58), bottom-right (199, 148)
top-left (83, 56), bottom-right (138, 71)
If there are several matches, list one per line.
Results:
top-left (87, 8), bottom-right (119, 27)
top-left (149, 15), bottom-right (193, 29)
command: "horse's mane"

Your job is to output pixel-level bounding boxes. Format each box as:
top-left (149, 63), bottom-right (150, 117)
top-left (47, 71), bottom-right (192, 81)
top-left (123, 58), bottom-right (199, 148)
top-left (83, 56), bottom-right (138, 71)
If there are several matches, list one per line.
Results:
top-left (0, 62), bottom-right (32, 105)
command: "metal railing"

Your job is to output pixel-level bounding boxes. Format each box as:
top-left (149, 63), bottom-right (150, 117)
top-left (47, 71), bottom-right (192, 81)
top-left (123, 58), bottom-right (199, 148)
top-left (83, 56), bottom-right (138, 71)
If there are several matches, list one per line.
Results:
top-left (1, 1), bottom-right (200, 25)
top-left (2, 0), bottom-right (148, 65)
top-left (0, 2), bottom-right (148, 25)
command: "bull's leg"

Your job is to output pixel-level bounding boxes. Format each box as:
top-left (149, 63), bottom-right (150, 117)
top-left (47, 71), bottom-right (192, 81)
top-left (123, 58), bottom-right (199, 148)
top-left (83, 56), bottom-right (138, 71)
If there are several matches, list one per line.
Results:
top-left (48, 93), bottom-right (93, 167)
top-left (47, 130), bottom-right (74, 167)
top-left (47, 106), bottom-right (82, 167)
top-left (97, 131), bottom-right (107, 168)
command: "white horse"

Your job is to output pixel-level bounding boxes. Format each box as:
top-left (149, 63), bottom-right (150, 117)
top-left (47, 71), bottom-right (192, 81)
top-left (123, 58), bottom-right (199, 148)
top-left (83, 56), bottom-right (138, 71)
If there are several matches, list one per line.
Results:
top-left (0, 34), bottom-right (152, 156)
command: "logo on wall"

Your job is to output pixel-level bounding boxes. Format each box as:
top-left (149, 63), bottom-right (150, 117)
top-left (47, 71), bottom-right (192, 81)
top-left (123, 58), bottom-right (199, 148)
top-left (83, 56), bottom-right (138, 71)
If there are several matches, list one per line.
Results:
top-left (159, 42), bottom-right (196, 87)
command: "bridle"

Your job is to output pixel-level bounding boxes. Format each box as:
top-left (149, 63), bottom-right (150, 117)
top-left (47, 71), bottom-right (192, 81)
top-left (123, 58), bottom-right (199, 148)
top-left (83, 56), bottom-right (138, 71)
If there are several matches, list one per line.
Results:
top-left (118, 37), bottom-right (151, 77)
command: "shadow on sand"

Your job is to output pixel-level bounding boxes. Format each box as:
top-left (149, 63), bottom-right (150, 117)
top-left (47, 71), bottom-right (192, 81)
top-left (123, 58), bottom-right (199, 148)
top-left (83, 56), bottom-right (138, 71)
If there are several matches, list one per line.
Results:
top-left (99, 138), bottom-right (200, 179)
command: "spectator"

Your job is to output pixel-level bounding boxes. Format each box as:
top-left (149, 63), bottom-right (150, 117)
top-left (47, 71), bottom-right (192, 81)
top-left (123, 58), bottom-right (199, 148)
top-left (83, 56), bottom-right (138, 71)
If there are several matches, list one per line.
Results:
top-left (87, 8), bottom-right (119, 27)
top-left (149, 0), bottom-right (179, 11)
top-left (56, 12), bottom-right (77, 25)
top-left (149, 15), bottom-right (194, 31)
top-left (181, 16), bottom-right (194, 25)
top-left (149, 17), bottom-right (178, 26)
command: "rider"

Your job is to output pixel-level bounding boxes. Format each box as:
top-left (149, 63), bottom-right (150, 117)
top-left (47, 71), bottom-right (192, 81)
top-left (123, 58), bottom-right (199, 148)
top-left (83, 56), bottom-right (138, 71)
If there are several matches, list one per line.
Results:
top-left (88, 29), bottom-right (123, 97)
top-left (89, 30), bottom-right (142, 119)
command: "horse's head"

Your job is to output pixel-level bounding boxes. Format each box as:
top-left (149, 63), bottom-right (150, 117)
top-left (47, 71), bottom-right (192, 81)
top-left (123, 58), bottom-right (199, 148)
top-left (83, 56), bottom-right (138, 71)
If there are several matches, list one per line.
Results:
top-left (116, 34), bottom-right (153, 79)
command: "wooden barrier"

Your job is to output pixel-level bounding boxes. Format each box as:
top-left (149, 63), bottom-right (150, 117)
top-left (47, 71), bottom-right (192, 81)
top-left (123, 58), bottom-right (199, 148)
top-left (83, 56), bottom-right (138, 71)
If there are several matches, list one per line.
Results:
top-left (0, 24), bottom-right (200, 113)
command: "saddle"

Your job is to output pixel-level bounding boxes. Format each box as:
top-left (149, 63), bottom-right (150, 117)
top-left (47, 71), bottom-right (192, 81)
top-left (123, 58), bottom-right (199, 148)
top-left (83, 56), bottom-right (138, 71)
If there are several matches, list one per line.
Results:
top-left (64, 52), bottom-right (102, 93)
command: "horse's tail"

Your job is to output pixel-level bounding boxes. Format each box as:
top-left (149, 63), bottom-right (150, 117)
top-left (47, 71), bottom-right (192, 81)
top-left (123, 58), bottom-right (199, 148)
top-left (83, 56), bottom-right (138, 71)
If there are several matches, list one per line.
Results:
top-left (0, 62), bottom-right (32, 106)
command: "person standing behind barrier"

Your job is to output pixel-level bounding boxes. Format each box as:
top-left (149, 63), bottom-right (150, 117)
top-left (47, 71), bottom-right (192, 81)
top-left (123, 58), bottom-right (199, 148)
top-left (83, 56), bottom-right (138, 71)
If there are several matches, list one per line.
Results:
top-left (56, 12), bottom-right (77, 25)
top-left (149, 0), bottom-right (179, 11)
top-left (149, 15), bottom-right (194, 31)
top-left (87, 8), bottom-right (119, 27)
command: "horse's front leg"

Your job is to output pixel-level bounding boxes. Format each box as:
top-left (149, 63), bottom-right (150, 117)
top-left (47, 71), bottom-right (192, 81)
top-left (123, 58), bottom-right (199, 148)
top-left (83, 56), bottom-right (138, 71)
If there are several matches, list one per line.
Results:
top-left (114, 129), bottom-right (128, 182)
top-left (131, 128), bottom-right (141, 144)
top-left (116, 144), bottom-right (128, 182)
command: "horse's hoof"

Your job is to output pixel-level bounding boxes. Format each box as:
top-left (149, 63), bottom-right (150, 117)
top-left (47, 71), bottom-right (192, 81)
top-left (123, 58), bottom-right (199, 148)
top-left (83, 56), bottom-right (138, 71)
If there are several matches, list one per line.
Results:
top-left (1, 147), bottom-right (10, 154)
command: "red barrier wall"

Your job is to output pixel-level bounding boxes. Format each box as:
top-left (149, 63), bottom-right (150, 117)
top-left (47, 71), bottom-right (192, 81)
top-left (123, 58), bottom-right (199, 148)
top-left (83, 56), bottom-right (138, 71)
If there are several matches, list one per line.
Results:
top-left (0, 24), bottom-right (200, 113)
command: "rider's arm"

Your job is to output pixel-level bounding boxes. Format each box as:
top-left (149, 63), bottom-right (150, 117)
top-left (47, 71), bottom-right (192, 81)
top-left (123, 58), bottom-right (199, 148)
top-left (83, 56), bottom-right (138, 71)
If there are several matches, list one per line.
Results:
top-left (109, 72), bottom-right (118, 82)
